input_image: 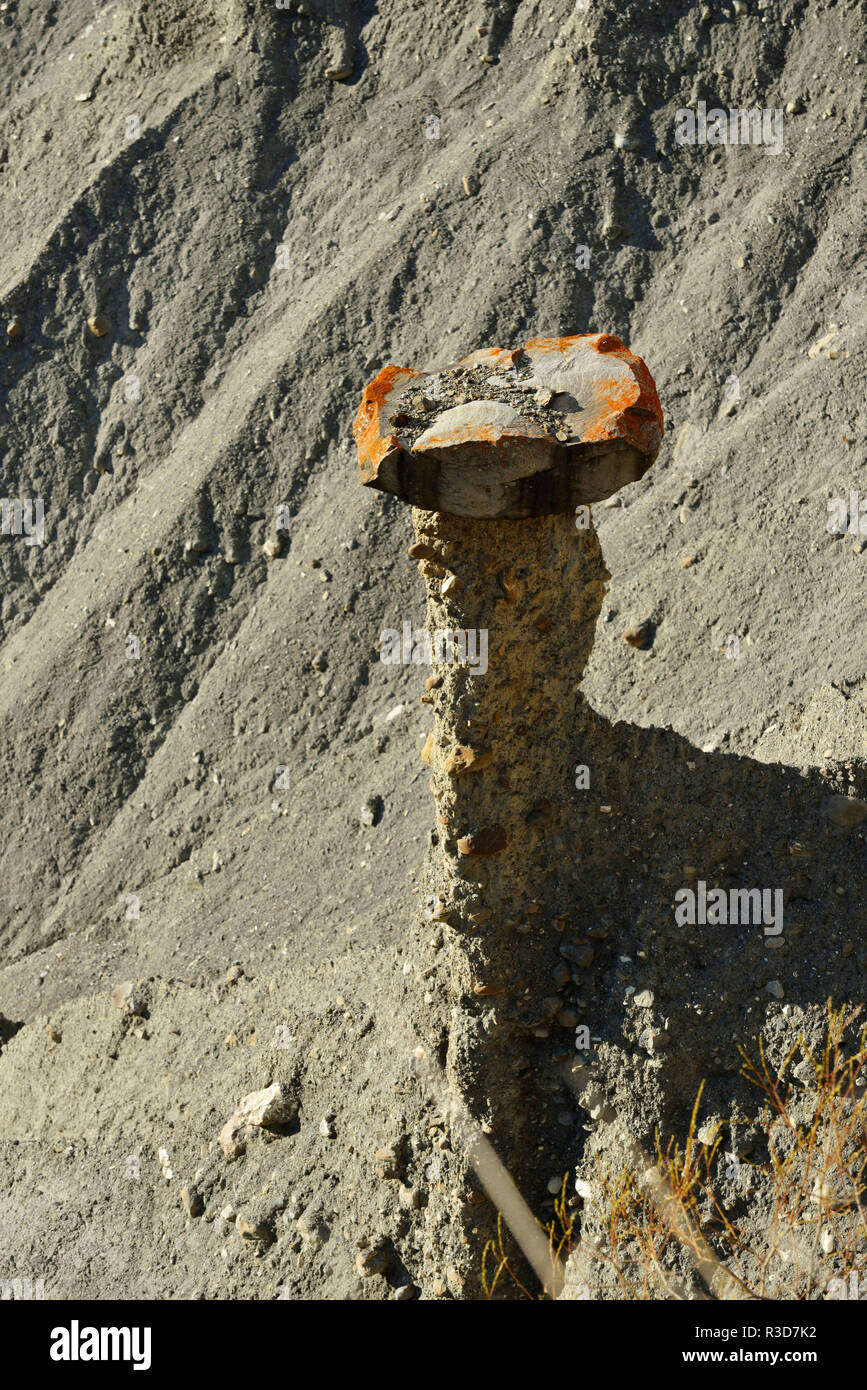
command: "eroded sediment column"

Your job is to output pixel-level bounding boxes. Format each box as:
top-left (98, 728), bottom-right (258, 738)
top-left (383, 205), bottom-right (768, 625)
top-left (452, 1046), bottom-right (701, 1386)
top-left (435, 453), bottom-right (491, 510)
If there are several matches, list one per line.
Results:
top-left (411, 508), bottom-right (606, 1154)
top-left (354, 333), bottom-right (663, 1197)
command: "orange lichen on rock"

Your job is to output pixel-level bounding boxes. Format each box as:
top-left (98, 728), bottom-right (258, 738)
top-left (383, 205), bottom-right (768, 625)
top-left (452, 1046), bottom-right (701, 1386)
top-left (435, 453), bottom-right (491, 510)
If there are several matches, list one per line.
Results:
top-left (352, 364), bottom-right (419, 481)
top-left (354, 332), bottom-right (663, 518)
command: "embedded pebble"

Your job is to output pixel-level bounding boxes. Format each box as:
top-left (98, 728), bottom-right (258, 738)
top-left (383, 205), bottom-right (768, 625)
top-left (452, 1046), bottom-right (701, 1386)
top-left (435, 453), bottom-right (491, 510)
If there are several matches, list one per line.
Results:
top-left (623, 620), bottom-right (652, 649)
top-left (559, 940), bottom-right (594, 969)
top-left (236, 1083), bottom-right (294, 1127)
top-left (110, 981), bottom-right (147, 1017)
top-left (360, 794), bottom-right (382, 826)
top-left (639, 1027), bottom-right (670, 1054)
top-left (181, 1186), bottom-right (204, 1218)
top-left (238, 1215), bottom-right (273, 1245)
top-left (356, 1244), bottom-right (389, 1276)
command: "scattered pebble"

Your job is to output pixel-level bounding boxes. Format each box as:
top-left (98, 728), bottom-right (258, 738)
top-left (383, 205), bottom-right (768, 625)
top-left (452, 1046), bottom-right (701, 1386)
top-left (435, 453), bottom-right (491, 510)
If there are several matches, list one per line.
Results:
top-left (220, 1083), bottom-right (295, 1159)
top-left (238, 1215), bottom-right (274, 1245)
top-left (181, 1185), bottom-right (204, 1218)
top-left (324, 34), bottom-right (354, 81)
top-left (462, 174), bottom-right (479, 197)
top-left (559, 940), bottom-right (594, 969)
top-left (375, 1144), bottom-right (401, 1179)
top-left (622, 620), bottom-right (652, 649)
top-left (639, 1027), bottom-right (669, 1054)
top-left (109, 981), bottom-right (147, 1017)
top-left (360, 794), bottom-right (383, 826)
top-left (87, 314), bottom-right (111, 337)
top-left (356, 1243), bottom-right (389, 1276)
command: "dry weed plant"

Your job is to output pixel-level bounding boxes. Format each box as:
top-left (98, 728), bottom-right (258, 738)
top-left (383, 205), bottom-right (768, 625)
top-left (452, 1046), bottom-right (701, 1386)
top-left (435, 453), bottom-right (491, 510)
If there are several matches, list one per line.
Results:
top-left (483, 1004), bottom-right (867, 1300)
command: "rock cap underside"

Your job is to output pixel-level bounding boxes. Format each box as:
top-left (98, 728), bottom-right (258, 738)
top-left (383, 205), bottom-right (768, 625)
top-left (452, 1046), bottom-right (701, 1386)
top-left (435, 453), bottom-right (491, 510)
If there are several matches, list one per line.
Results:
top-left (353, 333), bottom-right (664, 519)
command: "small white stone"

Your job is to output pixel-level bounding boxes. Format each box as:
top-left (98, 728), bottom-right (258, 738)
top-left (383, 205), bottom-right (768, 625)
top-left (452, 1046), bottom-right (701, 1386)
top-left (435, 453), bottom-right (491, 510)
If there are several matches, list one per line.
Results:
top-left (237, 1082), bottom-right (294, 1127)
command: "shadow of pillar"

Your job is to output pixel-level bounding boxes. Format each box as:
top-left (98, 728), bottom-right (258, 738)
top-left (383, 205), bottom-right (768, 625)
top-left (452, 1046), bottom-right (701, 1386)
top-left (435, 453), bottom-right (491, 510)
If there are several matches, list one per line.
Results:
top-left (405, 648), bottom-right (866, 1296)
